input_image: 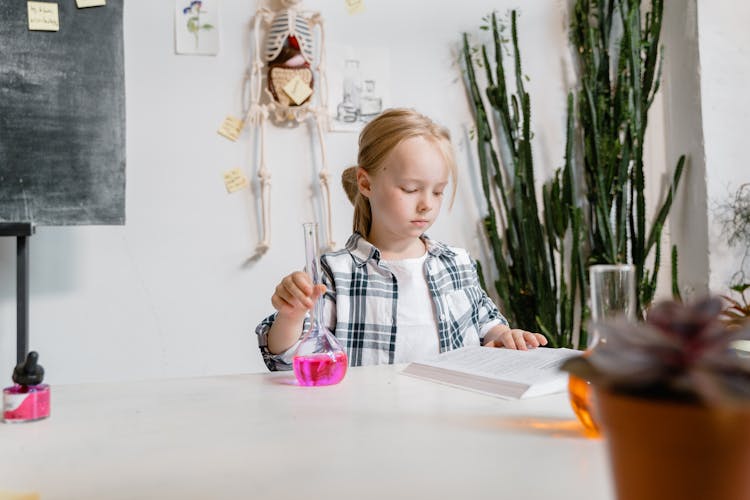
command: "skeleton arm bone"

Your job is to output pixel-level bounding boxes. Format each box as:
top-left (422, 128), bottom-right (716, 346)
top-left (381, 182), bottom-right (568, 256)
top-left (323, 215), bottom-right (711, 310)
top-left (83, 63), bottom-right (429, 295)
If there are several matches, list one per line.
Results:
top-left (308, 12), bottom-right (328, 115)
top-left (243, 7), bottom-right (273, 127)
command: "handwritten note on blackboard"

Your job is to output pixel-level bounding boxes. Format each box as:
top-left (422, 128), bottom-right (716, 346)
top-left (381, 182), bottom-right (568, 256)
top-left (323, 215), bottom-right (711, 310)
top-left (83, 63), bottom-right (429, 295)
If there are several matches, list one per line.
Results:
top-left (76, 0), bottom-right (106, 7)
top-left (27, 1), bottom-right (59, 31)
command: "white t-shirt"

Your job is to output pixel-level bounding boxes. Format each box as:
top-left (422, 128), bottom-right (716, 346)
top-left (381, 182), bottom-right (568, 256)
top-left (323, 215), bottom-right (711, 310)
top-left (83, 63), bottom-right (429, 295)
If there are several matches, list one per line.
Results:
top-left (381, 252), bottom-right (440, 363)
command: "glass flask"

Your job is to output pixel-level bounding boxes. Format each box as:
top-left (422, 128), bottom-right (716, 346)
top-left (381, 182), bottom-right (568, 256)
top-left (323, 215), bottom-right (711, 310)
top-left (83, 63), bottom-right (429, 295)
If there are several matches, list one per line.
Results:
top-left (292, 222), bottom-right (348, 386)
top-left (569, 264), bottom-right (636, 438)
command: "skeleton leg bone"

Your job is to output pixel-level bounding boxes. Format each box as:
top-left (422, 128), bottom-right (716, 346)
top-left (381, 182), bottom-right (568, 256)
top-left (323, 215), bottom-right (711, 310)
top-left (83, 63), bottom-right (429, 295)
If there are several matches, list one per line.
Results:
top-left (313, 108), bottom-right (335, 251)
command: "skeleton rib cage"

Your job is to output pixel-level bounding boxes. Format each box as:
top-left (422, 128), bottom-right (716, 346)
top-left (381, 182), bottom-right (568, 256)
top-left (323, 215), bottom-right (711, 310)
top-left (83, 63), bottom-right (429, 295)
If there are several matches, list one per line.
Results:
top-left (265, 9), bottom-right (315, 64)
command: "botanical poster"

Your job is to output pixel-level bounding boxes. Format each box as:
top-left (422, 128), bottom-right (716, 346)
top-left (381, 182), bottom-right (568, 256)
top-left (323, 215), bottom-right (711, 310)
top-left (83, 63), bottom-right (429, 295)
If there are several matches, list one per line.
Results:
top-left (175, 0), bottom-right (219, 56)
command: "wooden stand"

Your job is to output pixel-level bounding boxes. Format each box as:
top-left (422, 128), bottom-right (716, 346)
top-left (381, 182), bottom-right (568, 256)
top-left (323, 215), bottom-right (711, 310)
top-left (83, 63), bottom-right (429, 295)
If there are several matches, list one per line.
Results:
top-left (0, 222), bottom-right (35, 364)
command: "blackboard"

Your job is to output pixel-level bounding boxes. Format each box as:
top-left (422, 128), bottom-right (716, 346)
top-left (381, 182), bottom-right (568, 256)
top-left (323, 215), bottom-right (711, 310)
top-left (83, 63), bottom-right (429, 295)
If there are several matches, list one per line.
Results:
top-left (0, 0), bottom-right (125, 225)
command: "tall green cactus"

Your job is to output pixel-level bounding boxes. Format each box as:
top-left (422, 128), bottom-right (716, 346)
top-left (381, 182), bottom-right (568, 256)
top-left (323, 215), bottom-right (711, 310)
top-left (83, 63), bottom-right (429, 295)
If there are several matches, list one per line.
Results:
top-left (462, 11), bottom-right (585, 349)
top-left (462, 2), bottom-right (686, 348)
top-left (571, 0), bottom-right (684, 312)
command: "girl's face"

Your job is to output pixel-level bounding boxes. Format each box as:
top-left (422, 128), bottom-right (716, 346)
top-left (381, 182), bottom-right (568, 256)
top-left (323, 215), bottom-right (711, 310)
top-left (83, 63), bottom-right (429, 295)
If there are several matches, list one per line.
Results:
top-left (358, 136), bottom-right (450, 247)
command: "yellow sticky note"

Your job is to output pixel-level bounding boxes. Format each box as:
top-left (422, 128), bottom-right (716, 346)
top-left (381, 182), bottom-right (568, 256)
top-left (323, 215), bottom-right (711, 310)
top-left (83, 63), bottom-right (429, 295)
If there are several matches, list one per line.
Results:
top-left (76, 0), bottom-right (106, 7)
top-left (345, 0), bottom-right (365, 15)
top-left (27, 1), bottom-right (59, 31)
top-left (223, 168), bottom-right (249, 194)
top-left (217, 116), bottom-right (244, 142)
top-left (282, 76), bottom-right (313, 106)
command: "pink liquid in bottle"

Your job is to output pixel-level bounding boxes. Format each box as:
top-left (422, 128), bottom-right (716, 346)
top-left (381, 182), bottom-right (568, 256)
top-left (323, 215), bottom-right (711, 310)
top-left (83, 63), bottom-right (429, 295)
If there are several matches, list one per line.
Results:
top-left (293, 351), bottom-right (348, 386)
top-left (3, 384), bottom-right (50, 423)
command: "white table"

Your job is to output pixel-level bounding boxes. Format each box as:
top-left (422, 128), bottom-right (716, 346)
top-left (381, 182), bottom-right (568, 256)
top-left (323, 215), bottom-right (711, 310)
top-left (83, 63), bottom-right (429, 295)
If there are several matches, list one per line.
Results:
top-left (0, 365), bottom-right (614, 499)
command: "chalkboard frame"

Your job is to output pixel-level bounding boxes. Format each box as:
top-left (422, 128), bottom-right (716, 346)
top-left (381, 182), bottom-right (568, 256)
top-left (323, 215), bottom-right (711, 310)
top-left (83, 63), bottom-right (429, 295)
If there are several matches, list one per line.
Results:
top-left (0, 0), bottom-right (126, 226)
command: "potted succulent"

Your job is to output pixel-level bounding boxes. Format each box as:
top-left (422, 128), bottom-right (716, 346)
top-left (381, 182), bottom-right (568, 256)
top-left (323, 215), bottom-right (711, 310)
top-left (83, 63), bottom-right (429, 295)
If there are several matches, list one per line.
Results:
top-left (562, 297), bottom-right (750, 500)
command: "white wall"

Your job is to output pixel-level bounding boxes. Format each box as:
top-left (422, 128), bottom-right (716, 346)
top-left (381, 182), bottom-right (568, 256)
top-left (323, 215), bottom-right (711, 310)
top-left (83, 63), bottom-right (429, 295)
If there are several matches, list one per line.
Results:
top-left (696, 0), bottom-right (750, 292)
top-left (0, 0), bottom-right (572, 385)
top-left (661, 0), bottom-right (710, 300)
top-left (639, 0), bottom-right (750, 300)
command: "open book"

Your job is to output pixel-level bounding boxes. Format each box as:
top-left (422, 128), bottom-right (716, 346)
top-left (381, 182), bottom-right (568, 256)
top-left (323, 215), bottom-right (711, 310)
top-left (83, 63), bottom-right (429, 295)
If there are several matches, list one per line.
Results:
top-left (401, 346), bottom-right (582, 399)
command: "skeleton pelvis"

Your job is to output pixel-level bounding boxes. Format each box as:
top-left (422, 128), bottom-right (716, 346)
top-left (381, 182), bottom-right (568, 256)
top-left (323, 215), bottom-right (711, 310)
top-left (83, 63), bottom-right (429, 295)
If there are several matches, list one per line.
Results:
top-left (268, 66), bottom-right (314, 107)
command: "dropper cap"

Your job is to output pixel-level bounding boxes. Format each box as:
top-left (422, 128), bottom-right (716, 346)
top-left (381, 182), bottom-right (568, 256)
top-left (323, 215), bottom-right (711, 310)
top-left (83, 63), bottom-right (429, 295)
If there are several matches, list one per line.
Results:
top-left (12, 351), bottom-right (45, 386)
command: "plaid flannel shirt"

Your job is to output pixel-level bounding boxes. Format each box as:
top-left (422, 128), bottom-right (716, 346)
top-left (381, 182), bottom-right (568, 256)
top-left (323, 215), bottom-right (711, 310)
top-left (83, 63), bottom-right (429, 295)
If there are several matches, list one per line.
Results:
top-left (255, 232), bottom-right (508, 371)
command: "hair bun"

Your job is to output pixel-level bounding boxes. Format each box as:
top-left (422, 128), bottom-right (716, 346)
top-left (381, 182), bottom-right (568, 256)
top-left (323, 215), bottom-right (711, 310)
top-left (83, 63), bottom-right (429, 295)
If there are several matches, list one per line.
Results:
top-left (341, 166), bottom-right (359, 204)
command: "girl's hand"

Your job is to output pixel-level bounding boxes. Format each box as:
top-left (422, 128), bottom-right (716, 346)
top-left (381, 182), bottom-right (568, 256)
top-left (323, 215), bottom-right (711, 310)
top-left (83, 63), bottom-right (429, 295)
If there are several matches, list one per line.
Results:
top-left (482, 325), bottom-right (548, 350)
top-left (271, 271), bottom-right (326, 320)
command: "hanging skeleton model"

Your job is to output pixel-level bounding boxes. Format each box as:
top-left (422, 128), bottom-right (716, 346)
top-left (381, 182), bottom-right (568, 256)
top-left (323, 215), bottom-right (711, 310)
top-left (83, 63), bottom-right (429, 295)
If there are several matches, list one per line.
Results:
top-left (242, 0), bottom-right (334, 255)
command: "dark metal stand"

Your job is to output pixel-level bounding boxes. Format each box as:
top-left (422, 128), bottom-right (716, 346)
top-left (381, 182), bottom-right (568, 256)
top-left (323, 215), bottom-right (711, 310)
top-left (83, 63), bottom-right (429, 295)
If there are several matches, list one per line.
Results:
top-left (0, 222), bottom-right (35, 364)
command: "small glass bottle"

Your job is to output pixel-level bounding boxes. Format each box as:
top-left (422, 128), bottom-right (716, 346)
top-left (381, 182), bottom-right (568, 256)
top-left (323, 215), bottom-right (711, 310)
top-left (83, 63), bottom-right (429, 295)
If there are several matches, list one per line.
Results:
top-left (3, 351), bottom-right (50, 423)
top-left (292, 222), bottom-right (348, 386)
top-left (569, 264), bottom-right (636, 437)
top-left (568, 348), bottom-right (600, 438)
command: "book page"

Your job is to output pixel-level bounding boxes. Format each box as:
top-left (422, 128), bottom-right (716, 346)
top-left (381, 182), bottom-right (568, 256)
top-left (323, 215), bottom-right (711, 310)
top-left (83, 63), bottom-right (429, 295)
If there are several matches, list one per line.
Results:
top-left (413, 346), bottom-right (581, 385)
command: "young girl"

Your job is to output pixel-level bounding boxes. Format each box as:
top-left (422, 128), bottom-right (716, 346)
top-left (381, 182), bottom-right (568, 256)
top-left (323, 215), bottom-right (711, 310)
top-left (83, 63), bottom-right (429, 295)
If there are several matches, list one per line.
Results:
top-left (255, 108), bottom-right (546, 370)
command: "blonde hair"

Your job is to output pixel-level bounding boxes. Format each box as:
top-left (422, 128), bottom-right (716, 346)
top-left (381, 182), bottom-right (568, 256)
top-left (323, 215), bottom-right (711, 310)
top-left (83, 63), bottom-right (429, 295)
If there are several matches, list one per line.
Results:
top-left (341, 108), bottom-right (457, 238)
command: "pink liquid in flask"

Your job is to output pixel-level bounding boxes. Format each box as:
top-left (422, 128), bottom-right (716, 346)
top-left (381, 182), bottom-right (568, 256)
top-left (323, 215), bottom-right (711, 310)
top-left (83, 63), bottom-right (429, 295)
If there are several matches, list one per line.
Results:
top-left (293, 351), bottom-right (348, 386)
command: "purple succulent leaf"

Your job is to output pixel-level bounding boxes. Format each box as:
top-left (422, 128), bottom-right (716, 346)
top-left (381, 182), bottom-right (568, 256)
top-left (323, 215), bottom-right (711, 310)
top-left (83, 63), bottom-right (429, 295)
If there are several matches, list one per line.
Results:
top-left (698, 323), bottom-right (750, 361)
top-left (587, 344), bottom-right (669, 384)
top-left (698, 348), bottom-right (750, 378)
top-left (695, 320), bottom-right (737, 347)
top-left (646, 296), bottom-right (723, 341)
top-left (687, 366), bottom-right (750, 406)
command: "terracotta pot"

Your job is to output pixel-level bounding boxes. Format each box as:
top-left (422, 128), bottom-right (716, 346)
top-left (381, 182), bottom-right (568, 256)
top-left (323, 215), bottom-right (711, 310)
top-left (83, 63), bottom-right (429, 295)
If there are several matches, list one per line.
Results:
top-left (595, 389), bottom-right (750, 500)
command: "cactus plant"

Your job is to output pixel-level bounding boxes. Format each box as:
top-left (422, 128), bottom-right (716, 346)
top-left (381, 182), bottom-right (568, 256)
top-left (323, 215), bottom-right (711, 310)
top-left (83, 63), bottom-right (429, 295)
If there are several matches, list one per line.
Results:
top-left (462, 11), bottom-right (585, 349)
top-left (571, 0), bottom-right (684, 311)
top-left (462, 2), bottom-right (686, 348)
